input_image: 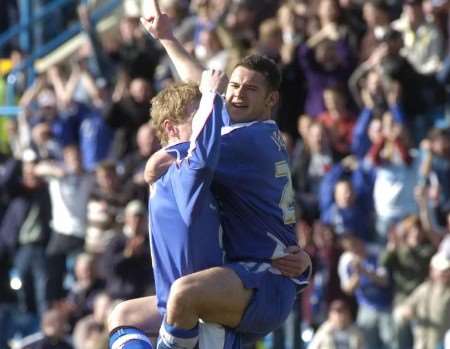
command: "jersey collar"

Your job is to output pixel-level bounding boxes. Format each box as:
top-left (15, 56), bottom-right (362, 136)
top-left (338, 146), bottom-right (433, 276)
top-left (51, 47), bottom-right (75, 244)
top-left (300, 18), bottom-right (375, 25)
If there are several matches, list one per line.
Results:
top-left (221, 120), bottom-right (276, 136)
top-left (164, 142), bottom-right (190, 162)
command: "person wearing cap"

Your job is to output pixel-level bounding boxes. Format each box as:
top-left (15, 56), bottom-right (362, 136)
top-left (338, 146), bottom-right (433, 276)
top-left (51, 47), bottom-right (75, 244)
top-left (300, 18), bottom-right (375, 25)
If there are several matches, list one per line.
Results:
top-left (395, 252), bottom-right (450, 349)
top-left (308, 299), bottom-right (364, 349)
top-left (392, 0), bottom-right (444, 74)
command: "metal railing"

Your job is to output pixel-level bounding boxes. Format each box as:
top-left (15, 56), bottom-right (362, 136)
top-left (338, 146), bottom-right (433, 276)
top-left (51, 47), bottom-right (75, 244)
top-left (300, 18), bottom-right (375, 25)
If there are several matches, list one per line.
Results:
top-left (0, 0), bottom-right (122, 117)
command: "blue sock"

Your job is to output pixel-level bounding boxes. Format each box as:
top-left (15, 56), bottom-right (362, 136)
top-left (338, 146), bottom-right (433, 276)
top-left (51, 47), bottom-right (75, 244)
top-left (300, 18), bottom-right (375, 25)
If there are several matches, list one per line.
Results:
top-left (157, 319), bottom-right (199, 349)
top-left (109, 326), bottom-right (153, 349)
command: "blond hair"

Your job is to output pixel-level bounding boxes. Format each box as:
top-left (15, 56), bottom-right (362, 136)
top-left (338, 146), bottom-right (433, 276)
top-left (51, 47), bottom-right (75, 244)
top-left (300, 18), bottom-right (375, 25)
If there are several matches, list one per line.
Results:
top-left (150, 82), bottom-right (201, 145)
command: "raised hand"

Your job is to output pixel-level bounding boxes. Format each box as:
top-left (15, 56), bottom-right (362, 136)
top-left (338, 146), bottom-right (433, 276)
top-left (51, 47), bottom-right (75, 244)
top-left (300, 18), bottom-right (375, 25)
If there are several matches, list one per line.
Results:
top-left (140, 0), bottom-right (174, 41)
top-left (199, 69), bottom-right (228, 95)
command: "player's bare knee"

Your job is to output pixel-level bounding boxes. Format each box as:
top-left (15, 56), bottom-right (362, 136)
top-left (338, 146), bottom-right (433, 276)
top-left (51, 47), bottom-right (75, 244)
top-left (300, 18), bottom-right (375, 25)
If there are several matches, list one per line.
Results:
top-left (108, 301), bottom-right (131, 331)
top-left (167, 276), bottom-right (200, 318)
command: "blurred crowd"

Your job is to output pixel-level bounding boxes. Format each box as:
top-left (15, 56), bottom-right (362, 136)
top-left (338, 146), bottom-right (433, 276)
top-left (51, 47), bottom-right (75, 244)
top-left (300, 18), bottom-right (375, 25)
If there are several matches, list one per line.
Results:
top-left (1, 0), bottom-right (450, 348)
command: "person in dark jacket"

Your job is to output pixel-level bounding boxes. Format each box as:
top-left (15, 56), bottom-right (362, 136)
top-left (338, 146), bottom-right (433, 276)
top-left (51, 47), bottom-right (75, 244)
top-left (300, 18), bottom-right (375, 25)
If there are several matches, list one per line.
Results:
top-left (0, 152), bottom-right (52, 316)
top-left (98, 200), bottom-right (153, 300)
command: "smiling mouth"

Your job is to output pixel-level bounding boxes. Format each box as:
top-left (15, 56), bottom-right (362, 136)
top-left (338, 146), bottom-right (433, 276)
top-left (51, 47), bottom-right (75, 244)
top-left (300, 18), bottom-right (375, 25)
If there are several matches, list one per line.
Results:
top-left (230, 103), bottom-right (248, 109)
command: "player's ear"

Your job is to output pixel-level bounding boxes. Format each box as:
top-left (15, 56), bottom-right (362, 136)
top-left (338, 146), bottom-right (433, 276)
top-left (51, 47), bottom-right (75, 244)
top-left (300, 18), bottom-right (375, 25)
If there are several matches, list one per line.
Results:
top-left (266, 90), bottom-right (279, 109)
top-left (162, 119), bottom-right (178, 140)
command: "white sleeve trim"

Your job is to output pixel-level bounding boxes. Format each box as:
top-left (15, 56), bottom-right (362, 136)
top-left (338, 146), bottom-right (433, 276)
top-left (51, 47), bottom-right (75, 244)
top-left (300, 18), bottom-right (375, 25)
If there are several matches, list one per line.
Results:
top-left (111, 333), bottom-right (152, 349)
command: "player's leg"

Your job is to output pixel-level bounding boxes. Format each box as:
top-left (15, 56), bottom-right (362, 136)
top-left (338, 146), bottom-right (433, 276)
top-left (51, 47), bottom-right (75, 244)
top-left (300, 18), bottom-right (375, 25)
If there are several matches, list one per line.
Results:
top-left (109, 296), bottom-right (162, 349)
top-left (167, 267), bottom-right (252, 328)
top-left (159, 265), bottom-right (297, 349)
top-left (157, 267), bottom-right (252, 349)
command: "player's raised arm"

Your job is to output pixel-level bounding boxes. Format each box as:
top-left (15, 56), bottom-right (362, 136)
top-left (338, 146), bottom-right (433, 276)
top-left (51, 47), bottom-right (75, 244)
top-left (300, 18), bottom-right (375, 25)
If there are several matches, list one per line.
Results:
top-left (187, 70), bottom-right (227, 169)
top-left (141, 0), bottom-right (204, 83)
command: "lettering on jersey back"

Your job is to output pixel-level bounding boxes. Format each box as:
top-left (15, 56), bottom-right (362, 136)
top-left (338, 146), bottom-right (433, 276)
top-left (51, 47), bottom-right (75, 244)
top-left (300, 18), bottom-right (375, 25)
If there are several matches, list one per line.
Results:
top-left (271, 130), bottom-right (287, 152)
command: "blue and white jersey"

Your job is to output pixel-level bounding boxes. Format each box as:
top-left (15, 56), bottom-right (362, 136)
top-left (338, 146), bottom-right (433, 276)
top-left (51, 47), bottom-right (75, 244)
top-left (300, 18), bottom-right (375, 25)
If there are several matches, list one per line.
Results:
top-left (213, 117), bottom-right (298, 264)
top-left (148, 92), bottom-right (226, 315)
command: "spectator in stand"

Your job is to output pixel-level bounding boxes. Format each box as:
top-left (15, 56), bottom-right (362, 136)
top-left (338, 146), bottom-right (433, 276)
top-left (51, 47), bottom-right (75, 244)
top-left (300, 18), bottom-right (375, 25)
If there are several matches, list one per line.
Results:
top-left (298, 18), bottom-right (355, 117)
top-left (104, 78), bottom-right (152, 159)
top-left (350, 67), bottom-right (405, 160)
top-left (317, 87), bottom-right (356, 158)
top-left (45, 65), bottom-right (114, 172)
top-left (277, 0), bottom-right (308, 61)
top-left (291, 114), bottom-right (313, 159)
top-left (291, 121), bottom-right (335, 221)
top-left (275, 3), bottom-right (308, 138)
top-left (255, 18), bottom-right (283, 63)
top-left (51, 64), bottom-right (114, 171)
top-left (117, 14), bottom-right (161, 81)
top-left (29, 120), bottom-right (63, 161)
top-left (119, 123), bottom-right (160, 203)
top-left (420, 127), bottom-right (450, 226)
top-left (367, 120), bottom-right (420, 243)
top-left (381, 214), bottom-right (438, 305)
top-left (316, 0), bottom-right (355, 48)
top-left (63, 253), bottom-right (105, 327)
top-left (395, 252), bottom-right (450, 349)
top-left (225, 0), bottom-right (259, 45)
top-left (72, 292), bottom-right (113, 349)
top-left (0, 152), bottom-right (51, 317)
top-left (34, 144), bottom-right (94, 303)
top-left (392, 0), bottom-right (444, 75)
top-left (84, 161), bottom-right (128, 255)
top-left (194, 26), bottom-right (229, 72)
top-left (437, 210), bottom-right (450, 257)
top-left (77, 3), bottom-right (117, 87)
top-left (20, 307), bottom-right (73, 349)
top-left (18, 81), bottom-right (67, 151)
top-left (338, 234), bottom-right (393, 349)
top-left (303, 223), bottom-right (347, 326)
top-left (99, 200), bottom-right (153, 300)
top-left (308, 299), bottom-right (364, 349)
top-left (319, 157), bottom-right (375, 242)
top-left (351, 25), bottom-right (445, 140)
top-left (360, 0), bottom-right (392, 62)
top-left (90, 161), bottom-right (130, 215)
top-left (84, 200), bottom-right (119, 255)
top-left (380, 214), bottom-right (437, 349)
top-left (415, 183), bottom-right (449, 254)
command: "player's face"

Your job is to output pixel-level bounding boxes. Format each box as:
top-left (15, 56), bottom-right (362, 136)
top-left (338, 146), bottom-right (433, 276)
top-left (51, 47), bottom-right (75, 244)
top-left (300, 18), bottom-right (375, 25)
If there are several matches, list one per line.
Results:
top-left (164, 101), bottom-right (196, 144)
top-left (176, 101), bottom-right (197, 142)
top-left (176, 119), bottom-right (193, 142)
top-left (225, 66), bottom-right (277, 123)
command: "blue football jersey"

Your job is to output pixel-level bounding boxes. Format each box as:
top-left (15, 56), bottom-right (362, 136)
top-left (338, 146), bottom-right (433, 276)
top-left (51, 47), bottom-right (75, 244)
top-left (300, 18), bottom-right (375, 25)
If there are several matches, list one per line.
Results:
top-left (213, 118), bottom-right (298, 263)
top-left (148, 92), bottom-right (226, 314)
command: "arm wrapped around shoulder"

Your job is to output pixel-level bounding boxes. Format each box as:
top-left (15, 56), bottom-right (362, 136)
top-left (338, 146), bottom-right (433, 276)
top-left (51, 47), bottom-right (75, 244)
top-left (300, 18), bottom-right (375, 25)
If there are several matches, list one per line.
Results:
top-left (144, 148), bottom-right (175, 185)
